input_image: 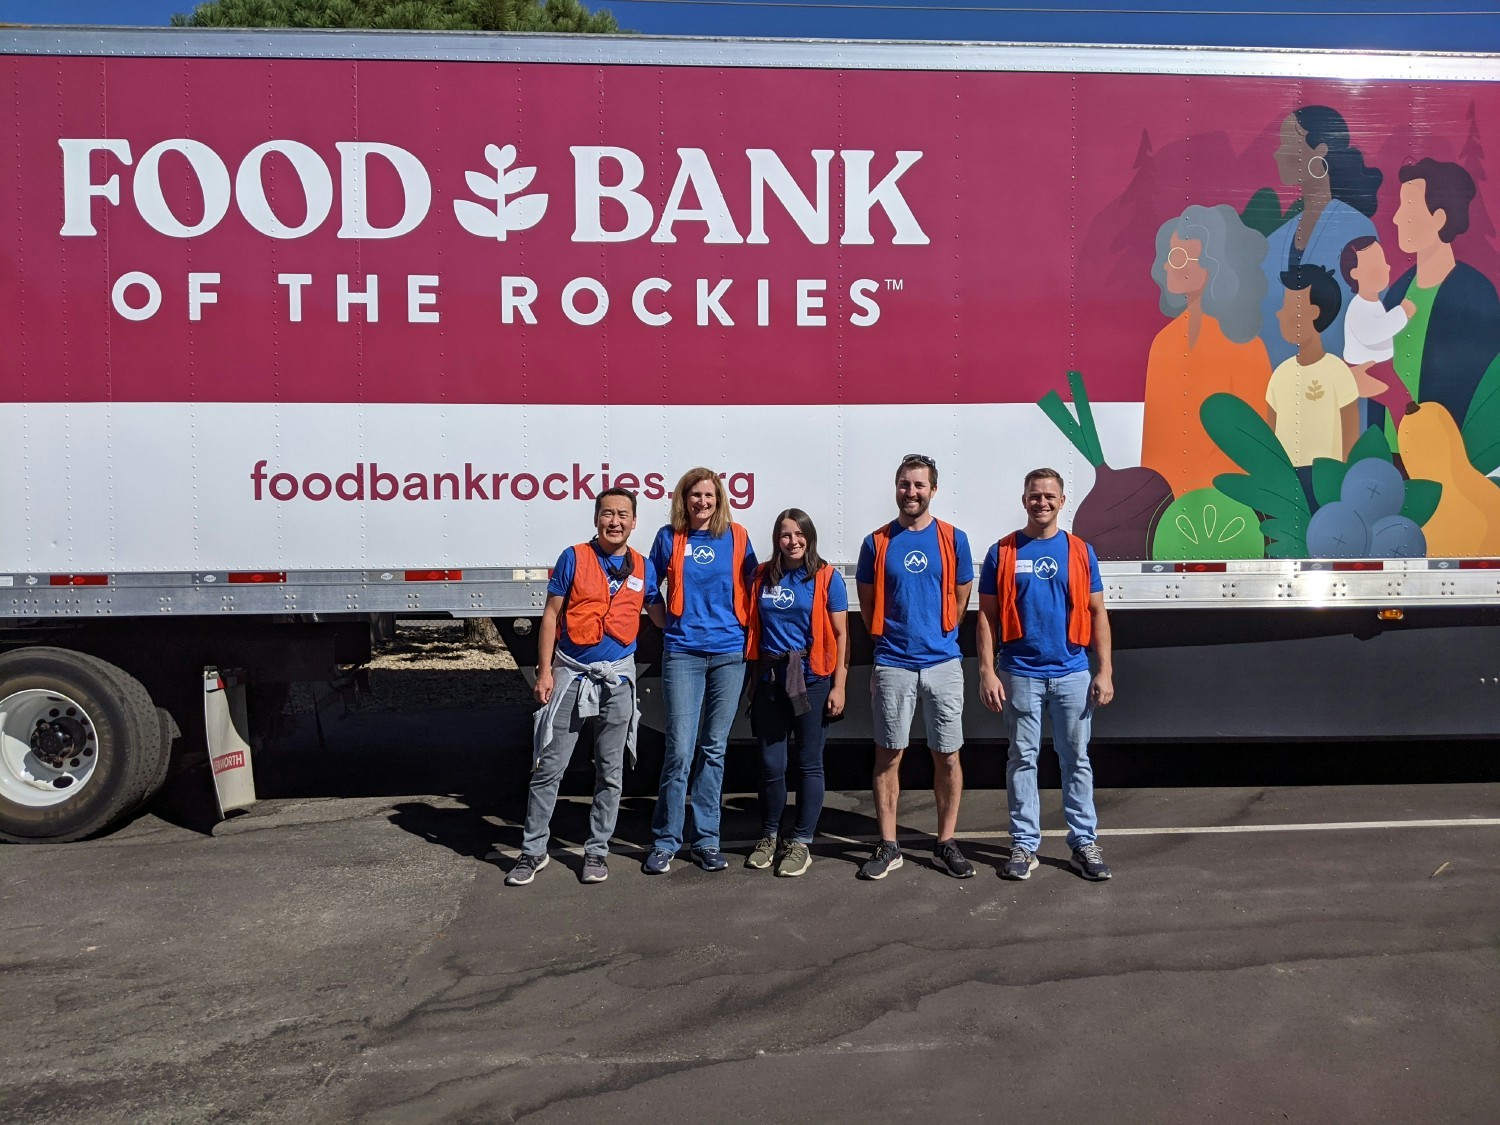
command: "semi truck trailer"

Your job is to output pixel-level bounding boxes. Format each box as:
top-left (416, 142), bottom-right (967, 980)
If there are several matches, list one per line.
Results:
top-left (3, 25), bottom-right (1498, 842)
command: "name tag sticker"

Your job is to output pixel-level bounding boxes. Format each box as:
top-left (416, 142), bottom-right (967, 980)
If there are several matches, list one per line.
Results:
top-left (1014, 559), bottom-right (1034, 574)
top-left (626, 575), bottom-right (645, 592)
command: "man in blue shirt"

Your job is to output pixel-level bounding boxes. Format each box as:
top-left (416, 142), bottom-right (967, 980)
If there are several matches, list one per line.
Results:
top-left (507, 488), bottom-right (658, 887)
top-left (977, 468), bottom-right (1115, 882)
top-left (855, 454), bottom-right (975, 880)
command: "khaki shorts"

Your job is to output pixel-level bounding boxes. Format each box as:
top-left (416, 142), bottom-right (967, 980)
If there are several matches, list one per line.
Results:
top-left (870, 659), bottom-right (965, 753)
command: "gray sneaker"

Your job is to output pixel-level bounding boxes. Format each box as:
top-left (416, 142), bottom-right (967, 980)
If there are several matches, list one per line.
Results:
top-left (505, 852), bottom-right (549, 886)
top-left (746, 837), bottom-right (777, 870)
top-left (776, 841), bottom-right (812, 877)
top-left (1070, 842), bottom-right (1112, 881)
top-left (1000, 846), bottom-right (1039, 881)
top-left (858, 841), bottom-right (903, 880)
top-left (934, 839), bottom-right (975, 879)
top-left (581, 854), bottom-right (608, 883)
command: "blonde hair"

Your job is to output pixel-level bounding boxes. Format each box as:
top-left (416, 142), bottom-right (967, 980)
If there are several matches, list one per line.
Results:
top-left (669, 467), bottom-right (732, 536)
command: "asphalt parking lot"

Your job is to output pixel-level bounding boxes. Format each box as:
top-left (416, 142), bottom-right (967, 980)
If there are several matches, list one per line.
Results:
top-left (3, 706), bottom-right (1498, 1124)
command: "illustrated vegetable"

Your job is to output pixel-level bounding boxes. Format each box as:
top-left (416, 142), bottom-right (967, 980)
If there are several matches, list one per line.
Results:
top-left (1398, 401), bottom-right (1500, 555)
top-left (1151, 488), bottom-right (1265, 560)
top-left (1200, 392), bottom-right (1310, 558)
top-left (1038, 371), bottom-right (1173, 560)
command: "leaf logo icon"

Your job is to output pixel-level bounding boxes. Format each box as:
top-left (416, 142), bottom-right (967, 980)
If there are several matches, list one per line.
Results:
top-left (1305, 379), bottom-right (1325, 402)
top-left (453, 144), bottom-right (548, 240)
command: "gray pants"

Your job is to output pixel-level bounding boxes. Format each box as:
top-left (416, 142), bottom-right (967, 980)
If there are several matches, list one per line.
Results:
top-left (521, 676), bottom-right (632, 857)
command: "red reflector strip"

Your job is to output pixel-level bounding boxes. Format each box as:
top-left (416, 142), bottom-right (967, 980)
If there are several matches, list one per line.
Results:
top-left (1459, 559), bottom-right (1500, 569)
top-left (1332, 561), bottom-right (1385, 571)
top-left (404, 569), bottom-right (462, 582)
top-left (49, 574), bottom-right (108, 586)
top-left (1173, 562), bottom-right (1227, 573)
top-left (227, 571), bottom-right (287, 584)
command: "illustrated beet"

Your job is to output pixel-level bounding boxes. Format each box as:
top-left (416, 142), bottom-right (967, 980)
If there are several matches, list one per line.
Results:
top-left (1038, 371), bottom-right (1174, 560)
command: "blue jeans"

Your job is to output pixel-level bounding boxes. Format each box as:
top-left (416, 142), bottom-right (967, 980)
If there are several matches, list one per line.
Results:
top-left (751, 666), bottom-right (831, 844)
top-left (651, 650), bottom-right (745, 853)
top-left (1001, 669), bottom-right (1097, 852)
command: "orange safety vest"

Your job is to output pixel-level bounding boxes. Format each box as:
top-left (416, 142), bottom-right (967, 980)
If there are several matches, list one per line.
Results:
top-left (666, 523), bottom-right (750, 624)
top-left (744, 563), bottom-right (839, 677)
top-left (868, 518), bottom-right (960, 638)
top-left (563, 543), bottom-right (646, 647)
top-left (994, 531), bottom-right (1093, 648)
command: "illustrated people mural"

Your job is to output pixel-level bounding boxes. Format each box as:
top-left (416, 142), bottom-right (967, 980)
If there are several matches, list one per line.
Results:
top-left (1340, 234), bottom-right (1416, 420)
top-left (1259, 106), bottom-right (1383, 375)
top-left (1142, 204), bottom-right (1271, 496)
top-left (1379, 158), bottom-right (1500, 449)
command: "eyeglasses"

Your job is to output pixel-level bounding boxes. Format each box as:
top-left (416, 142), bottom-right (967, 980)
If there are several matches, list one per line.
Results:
top-left (1166, 247), bottom-right (1201, 269)
top-left (902, 453), bottom-right (937, 469)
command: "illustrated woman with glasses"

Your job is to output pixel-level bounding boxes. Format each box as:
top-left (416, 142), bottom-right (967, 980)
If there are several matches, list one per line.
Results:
top-left (1258, 105), bottom-right (1383, 371)
top-left (1142, 204), bottom-right (1273, 496)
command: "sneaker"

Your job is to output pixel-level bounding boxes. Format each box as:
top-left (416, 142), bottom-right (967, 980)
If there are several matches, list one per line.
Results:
top-left (504, 852), bottom-right (549, 886)
top-left (1000, 846), bottom-right (1039, 881)
top-left (1070, 842), bottom-right (1112, 881)
top-left (642, 848), bottom-right (673, 875)
top-left (776, 841), bottom-right (812, 878)
top-left (746, 837), bottom-right (777, 870)
top-left (858, 841), bottom-right (903, 880)
top-left (934, 839), bottom-right (975, 879)
top-left (581, 854), bottom-right (608, 883)
top-left (691, 846), bottom-right (729, 872)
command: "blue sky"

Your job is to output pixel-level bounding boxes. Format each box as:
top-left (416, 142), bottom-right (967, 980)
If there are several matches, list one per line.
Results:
top-left (2, 0), bottom-right (1499, 53)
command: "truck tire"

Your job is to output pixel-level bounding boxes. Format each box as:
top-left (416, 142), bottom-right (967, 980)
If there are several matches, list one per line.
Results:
top-left (0, 648), bottom-right (165, 843)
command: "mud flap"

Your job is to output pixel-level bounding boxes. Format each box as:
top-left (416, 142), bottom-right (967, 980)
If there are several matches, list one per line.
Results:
top-left (203, 667), bottom-right (257, 817)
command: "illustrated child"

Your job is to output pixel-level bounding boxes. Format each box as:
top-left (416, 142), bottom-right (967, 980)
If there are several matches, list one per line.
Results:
top-left (1267, 264), bottom-right (1361, 470)
top-left (1339, 235), bottom-right (1417, 417)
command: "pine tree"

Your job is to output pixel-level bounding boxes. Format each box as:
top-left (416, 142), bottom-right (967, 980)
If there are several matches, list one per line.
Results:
top-left (170, 0), bottom-right (621, 34)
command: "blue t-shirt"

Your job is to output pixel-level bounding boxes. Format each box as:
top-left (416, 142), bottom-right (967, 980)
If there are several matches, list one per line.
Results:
top-left (755, 565), bottom-right (849, 681)
top-left (978, 530), bottom-right (1102, 679)
top-left (855, 520), bottom-right (974, 670)
top-left (549, 542), bottom-right (659, 665)
top-left (649, 525), bottom-right (759, 655)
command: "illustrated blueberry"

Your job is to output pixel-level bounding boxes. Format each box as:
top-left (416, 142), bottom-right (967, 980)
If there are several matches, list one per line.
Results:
top-left (1368, 515), bottom-right (1427, 558)
top-left (1340, 458), bottom-right (1406, 523)
top-left (1306, 501), bottom-right (1370, 558)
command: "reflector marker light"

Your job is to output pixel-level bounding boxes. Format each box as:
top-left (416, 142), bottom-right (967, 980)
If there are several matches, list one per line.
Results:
top-left (227, 572), bottom-right (287, 584)
top-left (49, 574), bottom-right (108, 586)
top-left (1332, 561), bottom-right (1385, 571)
top-left (1173, 562), bottom-right (1227, 573)
top-left (404, 569), bottom-right (462, 582)
top-left (1458, 559), bottom-right (1500, 569)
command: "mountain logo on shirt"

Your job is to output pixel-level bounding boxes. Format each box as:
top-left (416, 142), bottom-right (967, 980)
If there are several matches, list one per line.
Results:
top-left (1034, 557), bottom-right (1060, 581)
top-left (691, 545), bottom-right (716, 564)
top-left (770, 586), bottom-right (795, 609)
top-left (903, 550), bottom-right (929, 573)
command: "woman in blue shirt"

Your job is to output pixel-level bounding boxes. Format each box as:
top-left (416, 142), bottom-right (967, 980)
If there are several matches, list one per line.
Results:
top-left (742, 509), bottom-right (849, 878)
top-left (642, 468), bottom-right (757, 874)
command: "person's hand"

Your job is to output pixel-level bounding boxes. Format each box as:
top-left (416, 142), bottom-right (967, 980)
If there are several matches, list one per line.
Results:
top-left (533, 669), bottom-right (554, 706)
top-left (1401, 298), bottom-right (1416, 317)
top-left (979, 668), bottom-right (1006, 713)
top-left (1090, 672), bottom-right (1114, 707)
top-left (825, 685), bottom-right (846, 718)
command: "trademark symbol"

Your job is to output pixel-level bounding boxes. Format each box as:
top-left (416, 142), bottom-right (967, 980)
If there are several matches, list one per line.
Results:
top-left (885, 278), bottom-right (904, 291)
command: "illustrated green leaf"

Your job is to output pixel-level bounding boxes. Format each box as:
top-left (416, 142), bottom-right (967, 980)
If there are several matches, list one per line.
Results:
top-left (1400, 478), bottom-right (1443, 526)
top-left (1037, 390), bottom-right (1096, 465)
top-left (1347, 425), bottom-right (1393, 465)
top-left (1067, 370), bottom-right (1105, 467)
top-left (1259, 516), bottom-right (1309, 558)
top-left (1311, 457), bottom-right (1349, 506)
top-left (1462, 351), bottom-right (1500, 475)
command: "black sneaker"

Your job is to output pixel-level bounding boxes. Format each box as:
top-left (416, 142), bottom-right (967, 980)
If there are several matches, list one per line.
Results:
top-left (858, 841), bottom-right (903, 880)
top-left (1000, 846), bottom-right (1038, 881)
top-left (934, 839), bottom-right (975, 879)
top-left (581, 854), bottom-right (608, 883)
top-left (1070, 842), bottom-right (1112, 881)
top-left (505, 852), bottom-right (549, 886)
